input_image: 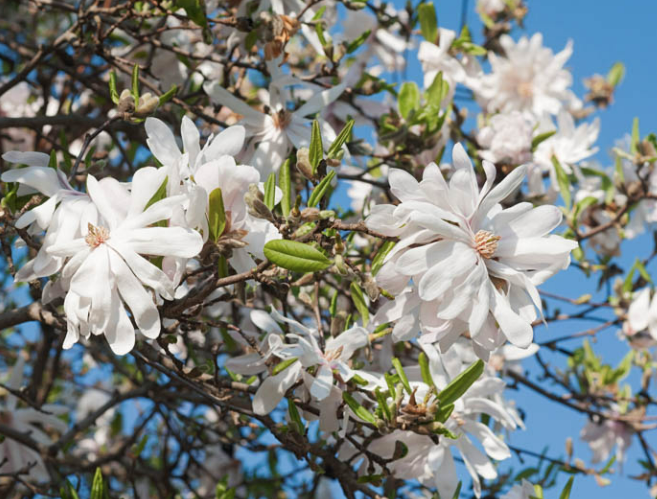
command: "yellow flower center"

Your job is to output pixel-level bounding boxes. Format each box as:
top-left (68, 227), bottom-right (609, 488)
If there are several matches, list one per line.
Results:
top-left (474, 230), bottom-right (500, 259)
top-left (85, 223), bottom-right (110, 248)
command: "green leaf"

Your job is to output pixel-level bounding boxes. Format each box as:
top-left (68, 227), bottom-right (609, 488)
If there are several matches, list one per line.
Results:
top-left (343, 392), bottom-right (376, 424)
top-left (559, 476), bottom-right (574, 499)
top-left (159, 85), bottom-right (178, 105)
top-left (272, 357), bottom-right (298, 376)
top-left (264, 240), bottom-right (332, 273)
top-left (371, 240), bottom-right (395, 275)
top-left (177, 0), bottom-right (209, 28)
top-left (279, 157), bottom-right (292, 217)
top-left (144, 176), bottom-right (168, 211)
top-left (327, 119), bottom-right (354, 159)
top-left (90, 468), bottom-right (107, 499)
top-left (531, 130), bottom-right (556, 151)
top-left (132, 434), bottom-right (149, 458)
top-left (61, 480), bottom-right (80, 499)
top-left (244, 30), bottom-right (258, 51)
top-left (426, 71), bottom-right (449, 107)
top-left (330, 290), bottom-right (338, 317)
top-left (391, 357), bottom-right (412, 395)
top-left (398, 82), bottom-right (420, 120)
top-left (551, 156), bottom-right (571, 210)
top-left (264, 172), bottom-right (276, 211)
top-left (435, 402), bottom-right (454, 423)
top-left (630, 117), bottom-right (640, 155)
top-left (418, 2), bottom-right (438, 42)
top-left (437, 359), bottom-right (484, 407)
top-left (418, 352), bottom-right (435, 390)
top-left (309, 120), bottom-right (323, 172)
top-left (109, 70), bottom-right (120, 104)
top-left (131, 63), bottom-right (140, 101)
top-left (607, 62), bottom-right (625, 87)
top-left (307, 170), bottom-right (336, 208)
top-left (287, 399), bottom-right (304, 434)
top-left (347, 29), bottom-right (372, 54)
top-left (350, 281), bottom-right (369, 326)
top-left (208, 188), bottom-right (227, 242)
top-left (48, 150), bottom-right (57, 169)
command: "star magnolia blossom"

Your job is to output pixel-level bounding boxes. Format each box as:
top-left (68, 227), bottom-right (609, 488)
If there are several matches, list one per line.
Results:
top-left (418, 28), bottom-right (466, 93)
top-left (227, 309), bottom-right (369, 416)
top-left (46, 167), bottom-right (203, 354)
top-left (0, 357), bottom-right (68, 481)
top-left (1, 151), bottom-right (102, 282)
top-left (145, 116), bottom-right (281, 273)
top-left (477, 111), bottom-right (534, 166)
top-left (204, 77), bottom-right (346, 175)
top-left (501, 480), bottom-right (537, 499)
top-left (367, 144), bottom-right (577, 353)
top-left (580, 415), bottom-right (633, 465)
top-left (473, 33), bottom-right (578, 118)
top-left (344, 344), bottom-right (520, 499)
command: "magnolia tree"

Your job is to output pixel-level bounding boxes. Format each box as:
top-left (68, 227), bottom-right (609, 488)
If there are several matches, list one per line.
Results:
top-left (0, 0), bottom-right (655, 498)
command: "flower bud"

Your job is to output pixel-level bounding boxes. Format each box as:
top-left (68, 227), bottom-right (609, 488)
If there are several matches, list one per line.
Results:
top-left (296, 148), bottom-right (315, 180)
top-left (117, 89), bottom-right (135, 114)
top-left (135, 92), bottom-right (159, 117)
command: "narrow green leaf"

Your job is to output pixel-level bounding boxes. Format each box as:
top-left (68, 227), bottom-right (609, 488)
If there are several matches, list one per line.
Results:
top-left (208, 187), bottom-right (227, 242)
top-left (371, 240), bottom-right (395, 275)
top-left (309, 120), bottom-right (323, 172)
top-left (435, 402), bottom-right (454, 423)
top-left (347, 29), bottom-right (371, 54)
top-left (131, 63), bottom-right (140, 101)
top-left (264, 172), bottom-right (276, 211)
top-left (532, 130), bottom-right (556, 151)
top-left (48, 150), bottom-right (57, 169)
top-left (350, 281), bottom-right (369, 326)
top-left (109, 70), bottom-right (120, 104)
top-left (327, 119), bottom-right (354, 159)
top-left (343, 392), bottom-right (376, 424)
top-left (607, 62), bottom-right (625, 87)
top-left (418, 352), bottom-right (435, 390)
top-left (90, 468), bottom-right (105, 499)
top-left (287, 399), bottom-right (304, 434)
top-left (398, 82), bottom-right (420, 120)
top-left (551, 156), bottom-right (571, 210)
top-left (264, 239), bottom-right (332, 273)
top-left (437, 359), bottom-right (484, 407)
top-left (559, 476), bottom-right (574, 499)
top-left (330, 290), bottom-right (338, 317)
top-left (144, 176), bottom-right (168, 210)
top-left (272, 357), bottom-right (298, 376)
top-left (279, 157), bottom-right (292, 217)
top-left (418, 2), bottom-right (438, 42)
top-left (630, 117), bottom-right (640, 155)
top-left (426, 71), bottom-right (449, 107)
top-left (159, 84), bottom-right (178, 105)
top-left (132, 435), bottom-right (149, 458)
top-left (391, 357), bottom-right (412, 395)
top-left (307, 170), bottom-right (336, 208)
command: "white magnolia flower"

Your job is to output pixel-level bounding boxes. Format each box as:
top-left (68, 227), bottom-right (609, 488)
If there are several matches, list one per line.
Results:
top-left (621, 287), bottom-right (657, 348)
top-left (367, 144), bottom-right (577, 352)
top-left (501, 480), bottom-right (537, 499)
top-left (477, 0), bottom-right (507, 16)
top-left (228, 309), bottom-right (369, 416)
top-left (474, 34), bottom-right (578, 118)
top-left (1, 151), bottom-right (103, 281)
top-left (418, 28), bottom-right (466, 92)
top-left (345, 344), bottom-right (520, 498)
top-left (0, 82), bottom-right (42, 151)
top-left (204, 76), bottom-right (346, 175)
top-left (145, 116), bottom-right (281, 273)
top-left (47, 168), bottom-right (203, 354)
top-left (0, 357), bottom-right (68, 481)
top-left (342, 8), bottom-right (408, 74)
top-left (75, 388), bottom-right (114, 461)
top-left (477, 111), bottom-right (534, 165)
top-left (580, 416), bottom-right (632, 465)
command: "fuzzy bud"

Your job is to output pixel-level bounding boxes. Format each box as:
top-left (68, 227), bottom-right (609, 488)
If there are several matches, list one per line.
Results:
top-left (135, 92), bottom-right (159, 117)
top-left (117, 89), bottom-right (135, 114)
top-left (296, 148), bottom-right (315, 180)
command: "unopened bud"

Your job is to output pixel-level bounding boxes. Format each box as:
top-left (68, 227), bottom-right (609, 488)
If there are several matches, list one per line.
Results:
top-left (363, 275), bottom-right (380, 302)
top-left (319, 210), bottom-right (335, 220)
top-left (330, 312), bottom-right (347, 337)
top-left (135, 92), bottom-right (159, 117)
top-left (296, 148), bottom-right (315, 180)
top-left (565, 437), bottom-right (573, 461)
top-left (117, 89), bottom-right (135, 114)
top-left (334, 254), bottom-right (348, 276)
top-left (298, 291), bottom-right (313, 307)
top-left (300, 207), bottom-right (320, 222)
